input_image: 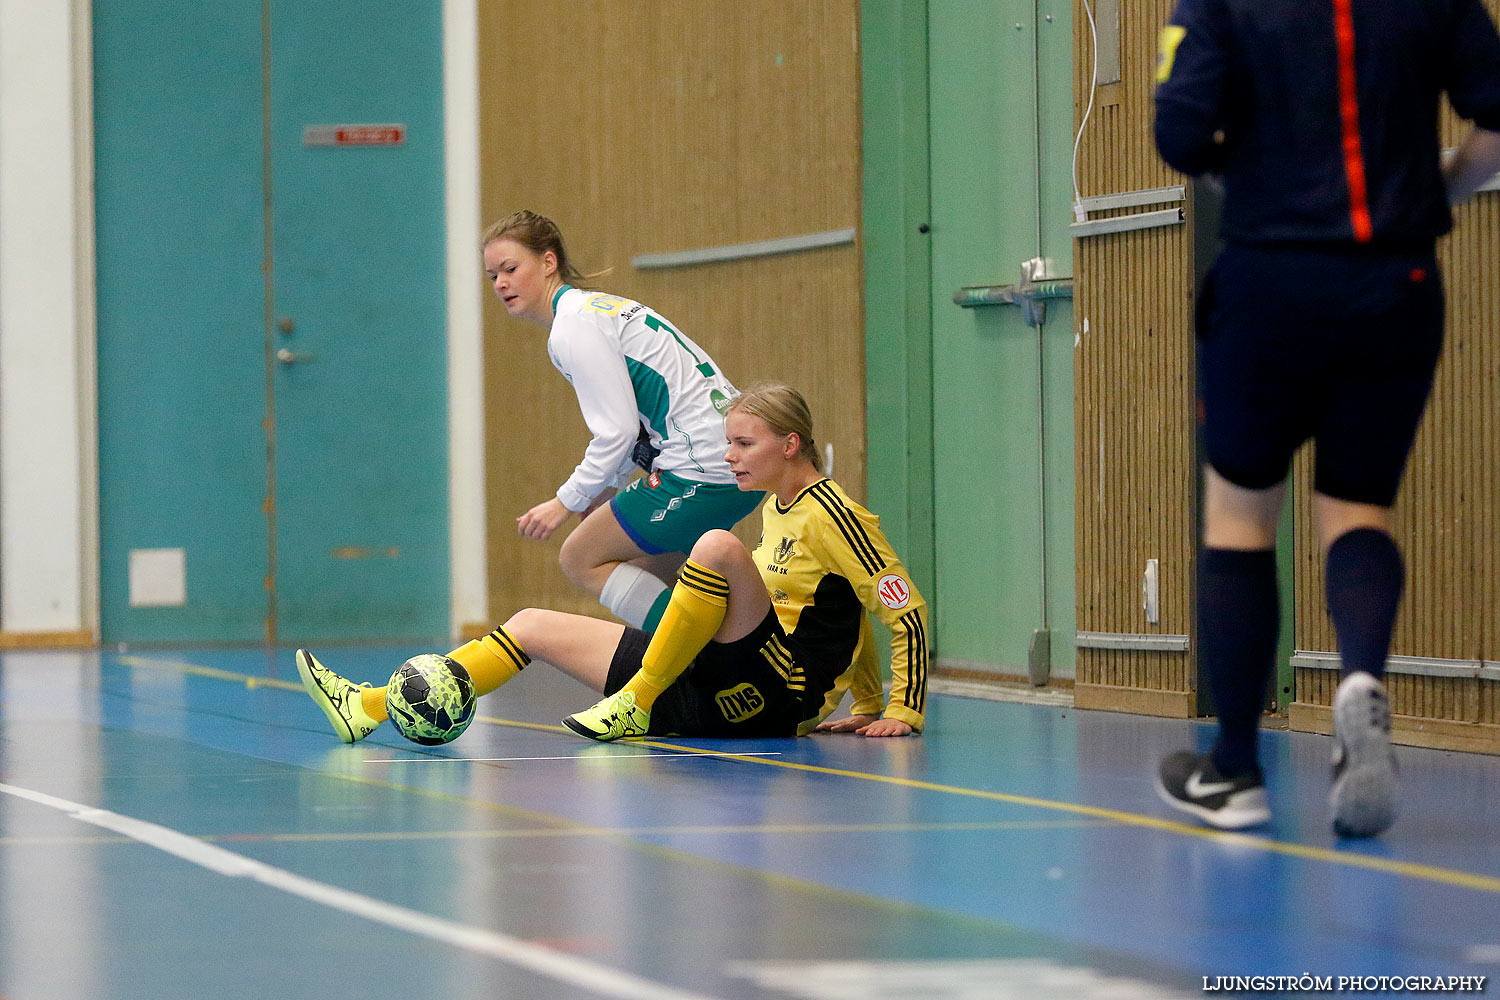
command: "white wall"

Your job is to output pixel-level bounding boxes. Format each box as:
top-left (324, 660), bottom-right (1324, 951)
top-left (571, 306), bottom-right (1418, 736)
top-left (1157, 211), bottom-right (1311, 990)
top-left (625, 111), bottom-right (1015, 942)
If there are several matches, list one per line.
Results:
top-left (444, 0), bottom-right (488, 635)
top-left (0, 0), bottom-right (95, 636)
top-left (0, 0), bottom-right (486, 642)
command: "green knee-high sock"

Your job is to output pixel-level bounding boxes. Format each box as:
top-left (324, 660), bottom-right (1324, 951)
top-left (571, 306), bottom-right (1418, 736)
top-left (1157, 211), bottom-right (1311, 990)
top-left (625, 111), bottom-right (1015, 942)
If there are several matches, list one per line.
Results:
top-left (622, 560), bottom-right (729, 711)
top-left (642, 588), bottom-right (672, 631)
top-left (447, 625), bottom-right (532, 696)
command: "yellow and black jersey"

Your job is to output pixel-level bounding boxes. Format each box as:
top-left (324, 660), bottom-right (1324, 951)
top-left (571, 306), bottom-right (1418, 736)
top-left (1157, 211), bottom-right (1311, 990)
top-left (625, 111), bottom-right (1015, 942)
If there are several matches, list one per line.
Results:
top-left (753, 478), bottom-right (930, 733)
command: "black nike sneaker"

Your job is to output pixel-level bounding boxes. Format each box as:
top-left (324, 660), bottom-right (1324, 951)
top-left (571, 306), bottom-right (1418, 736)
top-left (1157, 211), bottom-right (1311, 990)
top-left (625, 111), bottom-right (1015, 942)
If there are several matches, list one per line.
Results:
top-left (1156, 751), bottom-right (1270, 829)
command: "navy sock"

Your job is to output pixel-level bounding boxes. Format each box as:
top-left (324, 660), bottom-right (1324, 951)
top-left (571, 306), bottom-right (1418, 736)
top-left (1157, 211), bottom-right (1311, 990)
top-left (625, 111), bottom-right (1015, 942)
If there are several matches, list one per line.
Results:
top-left (1325, 527), bottom-right (1404, 681)
top-left (1199, 547), bottom-right (1279, 779)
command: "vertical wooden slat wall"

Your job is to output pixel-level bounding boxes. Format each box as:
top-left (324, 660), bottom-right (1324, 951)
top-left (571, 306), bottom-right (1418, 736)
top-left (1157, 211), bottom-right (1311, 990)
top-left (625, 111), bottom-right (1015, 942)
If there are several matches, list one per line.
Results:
top-left (475, 2), bottom-right (862, 623)
top-left (1072, 0), bottom-right (1200, 716)
top-left (1289, 83), bottom-right (1500, 752)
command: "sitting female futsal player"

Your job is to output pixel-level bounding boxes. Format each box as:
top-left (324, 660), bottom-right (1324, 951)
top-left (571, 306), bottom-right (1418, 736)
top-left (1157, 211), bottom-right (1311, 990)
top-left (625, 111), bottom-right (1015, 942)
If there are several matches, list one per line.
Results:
top-left (296, 384), bottom-right (929, 742)
top-left (483, 210), bottom-right (763, 630)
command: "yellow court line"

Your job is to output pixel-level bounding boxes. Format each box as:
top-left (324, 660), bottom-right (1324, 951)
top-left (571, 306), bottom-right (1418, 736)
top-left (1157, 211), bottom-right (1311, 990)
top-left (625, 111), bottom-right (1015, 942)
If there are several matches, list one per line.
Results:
top-left (115, 653), bottom-right (1500, 895)
top-left (628, 735), bottom-right (1500, 895)
top-left (118, 655), bottom-right (303, 693)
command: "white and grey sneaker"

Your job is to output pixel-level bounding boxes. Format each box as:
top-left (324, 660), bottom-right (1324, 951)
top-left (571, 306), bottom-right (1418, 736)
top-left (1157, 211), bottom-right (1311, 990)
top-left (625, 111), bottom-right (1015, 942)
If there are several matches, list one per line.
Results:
top-left (1330, 671), bottom-right (1397, 838)
top-left (1156, 751), bottom-right (1270, 830)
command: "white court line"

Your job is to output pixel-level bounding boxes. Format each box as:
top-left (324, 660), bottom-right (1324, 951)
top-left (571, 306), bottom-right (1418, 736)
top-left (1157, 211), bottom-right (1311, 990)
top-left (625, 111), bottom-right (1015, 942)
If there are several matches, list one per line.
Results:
top-left (726, 958), bottom-right (1193, 999)
top-left (368, 751), bottom-right (785, 763)
top-left (0, 781), bottom-right (720, 1000)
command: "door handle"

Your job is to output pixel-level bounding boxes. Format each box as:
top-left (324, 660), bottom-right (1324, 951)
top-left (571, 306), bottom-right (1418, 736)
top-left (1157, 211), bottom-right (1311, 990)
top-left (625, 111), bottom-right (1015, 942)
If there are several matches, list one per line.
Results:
top-left (276, 348), bottom-right (316, 365)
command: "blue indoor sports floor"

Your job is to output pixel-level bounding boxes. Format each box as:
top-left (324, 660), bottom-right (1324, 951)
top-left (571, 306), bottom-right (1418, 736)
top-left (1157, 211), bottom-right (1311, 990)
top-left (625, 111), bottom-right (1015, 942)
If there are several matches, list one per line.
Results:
top-left (2, 644), bottom-right (1498, 999)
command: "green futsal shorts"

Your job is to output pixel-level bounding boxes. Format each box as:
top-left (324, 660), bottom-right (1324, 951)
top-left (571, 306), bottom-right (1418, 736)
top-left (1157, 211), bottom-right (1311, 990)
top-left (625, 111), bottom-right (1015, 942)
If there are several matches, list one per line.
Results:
top-left (609, 468), bottom-right (764, 555)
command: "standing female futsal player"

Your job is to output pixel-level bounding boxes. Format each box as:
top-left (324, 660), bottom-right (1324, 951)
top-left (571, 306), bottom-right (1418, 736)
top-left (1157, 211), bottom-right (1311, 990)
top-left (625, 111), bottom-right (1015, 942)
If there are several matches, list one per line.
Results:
top-left (483, 210), bottom-right (763, 630)
top-left (296, 385), bottom-right (929, 743)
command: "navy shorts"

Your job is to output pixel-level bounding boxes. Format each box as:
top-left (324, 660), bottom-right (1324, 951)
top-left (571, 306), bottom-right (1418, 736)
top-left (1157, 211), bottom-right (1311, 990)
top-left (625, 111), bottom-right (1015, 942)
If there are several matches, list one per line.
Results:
top-left (605, 609), bottom-right (804, 738)
top-left (1196, 243), bottom-right (1444, 506)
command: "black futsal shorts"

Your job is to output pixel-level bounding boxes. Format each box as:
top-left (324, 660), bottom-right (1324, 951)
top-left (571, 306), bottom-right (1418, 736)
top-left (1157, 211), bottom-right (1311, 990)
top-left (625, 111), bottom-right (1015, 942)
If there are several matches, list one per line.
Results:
top-left (604, 608), bottom-right (804, 738)
top-left (1196, 242), bottom-right (1444, 507)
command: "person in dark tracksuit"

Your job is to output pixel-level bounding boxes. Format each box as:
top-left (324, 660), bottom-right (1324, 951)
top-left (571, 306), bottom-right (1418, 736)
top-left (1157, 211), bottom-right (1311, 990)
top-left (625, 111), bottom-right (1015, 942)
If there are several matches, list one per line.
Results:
top-left (1153, 0), bottom-right (1500, 836)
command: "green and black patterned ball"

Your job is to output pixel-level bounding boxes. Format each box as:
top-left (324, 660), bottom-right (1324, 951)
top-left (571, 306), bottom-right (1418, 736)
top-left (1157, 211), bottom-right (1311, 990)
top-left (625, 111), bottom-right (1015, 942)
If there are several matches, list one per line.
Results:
top-left (385, 654), bottom-right (476, 746)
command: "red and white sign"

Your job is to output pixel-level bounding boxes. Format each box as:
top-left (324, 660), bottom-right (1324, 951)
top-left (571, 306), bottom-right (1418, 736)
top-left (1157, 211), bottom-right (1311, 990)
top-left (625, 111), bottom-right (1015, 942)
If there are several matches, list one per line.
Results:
top-left (303, 124), bottom-right (406, 147)
top-left (877, 573), bottom-right (911, 610)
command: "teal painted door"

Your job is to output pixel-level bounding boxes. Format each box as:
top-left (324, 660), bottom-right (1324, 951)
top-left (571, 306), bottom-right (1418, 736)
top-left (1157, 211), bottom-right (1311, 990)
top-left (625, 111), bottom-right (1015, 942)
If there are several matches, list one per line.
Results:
top-left (928, 0), bottom-right (1075, 676)
top-left (268, 1), bottom-right (448, 640)
top-left (94, 1), bottom-right (448, 645)
top-left (94, 4), bottom-right (268, 644)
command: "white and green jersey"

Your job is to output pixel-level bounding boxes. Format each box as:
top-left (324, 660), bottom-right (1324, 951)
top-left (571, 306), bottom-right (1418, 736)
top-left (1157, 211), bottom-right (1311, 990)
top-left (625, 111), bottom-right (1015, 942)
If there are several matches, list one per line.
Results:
top-left (547, 285), bottom-right (740, 512)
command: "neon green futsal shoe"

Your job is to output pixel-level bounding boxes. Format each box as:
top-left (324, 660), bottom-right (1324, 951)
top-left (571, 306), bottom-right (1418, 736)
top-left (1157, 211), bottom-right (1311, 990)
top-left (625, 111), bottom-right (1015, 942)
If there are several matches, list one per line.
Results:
top-left (562, 689), bottom-right (650, 742)
top-left (296, 648), bottom-right (381, 743)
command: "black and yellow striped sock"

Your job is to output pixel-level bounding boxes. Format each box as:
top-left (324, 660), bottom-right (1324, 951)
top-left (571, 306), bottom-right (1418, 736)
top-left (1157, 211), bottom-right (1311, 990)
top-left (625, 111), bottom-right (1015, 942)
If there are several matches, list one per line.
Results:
top-left (358, 627), bottom-right (529, 722)
top-left (622, 560), bottom-right (729, 712)
top-left (447, 625), bottom-right (532, 696)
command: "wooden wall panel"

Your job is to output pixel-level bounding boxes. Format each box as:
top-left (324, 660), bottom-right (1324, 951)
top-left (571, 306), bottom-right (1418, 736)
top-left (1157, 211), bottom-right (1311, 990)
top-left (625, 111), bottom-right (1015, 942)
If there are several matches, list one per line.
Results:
top-left (1073, 224), bottom-right (1197, 715)
top-left (476, 2), bottom-right (862, 621)
top-left (1073, 0), bottom-right (1178, 199)
top-left (1072, 0), bottom-right (1199, 715)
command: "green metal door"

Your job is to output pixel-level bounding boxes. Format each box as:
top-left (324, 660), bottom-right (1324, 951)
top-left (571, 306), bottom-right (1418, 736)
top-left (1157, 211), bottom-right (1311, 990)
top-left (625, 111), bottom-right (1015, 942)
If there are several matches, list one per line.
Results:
top-left (927, 0), bottom-right (1075, 678)
top-left (94, 1), bottom-right (448, 645)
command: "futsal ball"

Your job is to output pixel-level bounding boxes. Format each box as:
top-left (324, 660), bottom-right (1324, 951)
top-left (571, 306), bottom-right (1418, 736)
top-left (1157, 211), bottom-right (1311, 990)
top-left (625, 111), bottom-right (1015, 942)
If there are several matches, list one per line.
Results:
top-left (385, 654), bottom-right (476, 746)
